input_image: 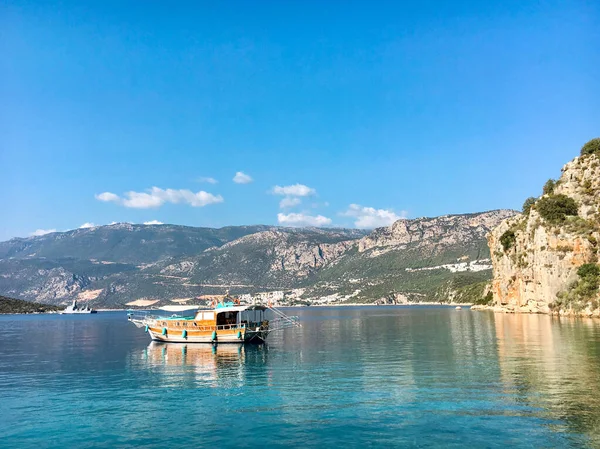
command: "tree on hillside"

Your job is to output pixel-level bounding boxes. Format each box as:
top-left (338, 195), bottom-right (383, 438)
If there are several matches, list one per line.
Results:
top-left (522, 197), bottom-right (536, 215)
top-left (581, 138), bottom-right (600, 156)
top-left (543, 179), bottom-right (557, 195)
top-left (536, 194), bottom-right (579, 224)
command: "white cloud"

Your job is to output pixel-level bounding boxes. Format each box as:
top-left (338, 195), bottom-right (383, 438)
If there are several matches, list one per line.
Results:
top-left (342, 204), bottom-right (407, 228)
top-left (95, 187), bottom-right (224, 209)
top-left (30, 229), bottom-right (56, 236)
top-left (277, 213), bottom-right (332, 227)
top-left (197, 177), bottom-right (218, 184)
top-left (272, 184), bottom-right (315, 197)
top-left (279, 197), bottom-right (302, 208)
top-left (95, 192), bottom-right (121, 203)
top-left (79, 222), bottom-right (96, 229)
top-left (233, 171), bottom-right (253, 184)
top-left (272, 184), bottom-right (316, 210)
top-left (121, 190), bottom-right (165, 208)
top-left (143, 220), bottom-right (164, 225)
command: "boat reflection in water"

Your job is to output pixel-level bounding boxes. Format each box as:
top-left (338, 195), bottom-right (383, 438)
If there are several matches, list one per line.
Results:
top-left (139, 341), bottom-right (268, 387)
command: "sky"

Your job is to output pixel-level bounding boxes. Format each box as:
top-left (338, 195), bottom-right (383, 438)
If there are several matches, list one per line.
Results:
top-left (1, 0), bottom-right (598, 240)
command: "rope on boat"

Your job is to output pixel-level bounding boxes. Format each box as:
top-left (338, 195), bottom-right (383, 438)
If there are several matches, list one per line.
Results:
top-left (266, 305), bottom-right (301, 329)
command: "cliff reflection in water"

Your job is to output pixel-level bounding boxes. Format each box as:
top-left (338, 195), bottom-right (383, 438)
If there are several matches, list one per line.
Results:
top-left (494, 313), bottom-right (600, 446)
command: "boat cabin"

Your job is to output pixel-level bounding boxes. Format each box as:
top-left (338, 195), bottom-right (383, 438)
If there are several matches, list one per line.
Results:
top-left (197, 305), bottom-right (269, 331)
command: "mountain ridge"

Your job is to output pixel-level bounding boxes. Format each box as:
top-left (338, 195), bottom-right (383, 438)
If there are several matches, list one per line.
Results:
top-left (0, 210), bottom-right (517, 307)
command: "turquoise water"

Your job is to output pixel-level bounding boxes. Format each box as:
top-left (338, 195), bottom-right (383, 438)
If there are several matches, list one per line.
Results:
top-left (1, 306), bottom-right (600, 448)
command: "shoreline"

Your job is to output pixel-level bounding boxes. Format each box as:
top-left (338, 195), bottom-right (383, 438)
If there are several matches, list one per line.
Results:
top-left (1, 303), bottom-right (473, 315)
top-left (471, 304), bottom-right (600, 319)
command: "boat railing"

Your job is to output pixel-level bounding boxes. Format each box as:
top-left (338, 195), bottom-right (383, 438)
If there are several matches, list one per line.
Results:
top-left (161, 323), bottom-right (246, 331)
top-left (265, 305), bottom-right (301, 332)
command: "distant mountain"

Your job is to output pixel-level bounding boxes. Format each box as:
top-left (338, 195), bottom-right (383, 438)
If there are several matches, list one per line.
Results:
top-left (0, 223), bottom-right (275, 264)
top-left (0, 212), bottom-right (516, 307)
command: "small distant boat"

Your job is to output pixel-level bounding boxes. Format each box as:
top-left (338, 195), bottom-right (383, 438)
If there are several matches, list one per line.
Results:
top-left (61, 299), bottom-right (97, 314)
top-left (127, 295), bottom-right (300, 344)
top-left (455, 306), bottom-right (462, 310)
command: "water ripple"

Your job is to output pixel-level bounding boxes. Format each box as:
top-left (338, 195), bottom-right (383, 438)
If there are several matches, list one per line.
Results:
top-left (0, 308), bottom-right (599, 448)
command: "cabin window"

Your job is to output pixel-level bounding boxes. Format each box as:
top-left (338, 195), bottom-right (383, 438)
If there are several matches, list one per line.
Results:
top-left (217, 311), bottom-right (238, 326)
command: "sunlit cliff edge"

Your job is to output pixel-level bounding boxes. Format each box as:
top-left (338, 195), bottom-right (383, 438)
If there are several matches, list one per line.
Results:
top-left (488, 139), bottom-right (600, 317)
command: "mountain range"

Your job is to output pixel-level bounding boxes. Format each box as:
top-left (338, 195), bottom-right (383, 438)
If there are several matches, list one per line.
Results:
top-left (0, 210), bottom-right (516, 307)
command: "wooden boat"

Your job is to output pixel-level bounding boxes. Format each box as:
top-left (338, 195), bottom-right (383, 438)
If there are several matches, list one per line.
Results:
top-left (127, 300), bottom-right (299, 344)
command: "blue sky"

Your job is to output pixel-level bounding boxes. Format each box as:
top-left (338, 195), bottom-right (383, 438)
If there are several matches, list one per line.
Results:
top-left (1, 0), bottom-right (598, 240)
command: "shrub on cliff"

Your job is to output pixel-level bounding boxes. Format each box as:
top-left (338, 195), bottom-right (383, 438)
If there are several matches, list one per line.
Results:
top-left (500, 230), bottom-right (516, 251)
top-left (543, 179), bottom-right (557, 195)
top-left (536, 194), bottom-right (578, 224)
top-left (553, 263), bottom-right (600, 311)
top-left (581, 138), bottom-right (600, 156)
top-left (522, 197), bottom-right (536, 215)
top-left (578, 263), bottom-right (600, 280)
top-left (473, 291), bottom-right (494, 306)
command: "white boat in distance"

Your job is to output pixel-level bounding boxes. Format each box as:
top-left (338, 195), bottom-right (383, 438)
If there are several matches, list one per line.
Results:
top-left (61, 299), bottom-right (98, 314)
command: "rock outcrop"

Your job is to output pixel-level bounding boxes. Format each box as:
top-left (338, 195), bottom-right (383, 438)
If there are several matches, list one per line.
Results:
top-left (359, 210), bottom-right (516, 253)
top-left (207, 230), bottom-right (357, 277)
top-left (489, 148), bottom-right (600, 315)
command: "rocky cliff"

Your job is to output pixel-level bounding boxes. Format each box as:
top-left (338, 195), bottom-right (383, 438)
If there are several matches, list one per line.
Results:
top-left (359, 210), bottom-right (516, 253)
top-left (489, 141), bottom-right (600, 316)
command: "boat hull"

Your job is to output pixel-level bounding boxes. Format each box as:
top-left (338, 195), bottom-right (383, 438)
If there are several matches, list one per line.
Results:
top-left (147, 326), bottom-right (268, 344)
top-left (61, 310), bottom-right (98, 314)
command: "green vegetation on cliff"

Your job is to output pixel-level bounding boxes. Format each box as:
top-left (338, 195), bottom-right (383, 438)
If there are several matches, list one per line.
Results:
top-left (581, 138), bottom-right (600, 156)
top-left (543, 179), bottom-right (557, 195)
top-left (522, 197), bottom-right (537, 215)
top-left (536, 194), bottom-right (579, 224)
top-left (433, 273), bottom-right (493, 305)
top-left (500, 230), bottom-right (516, 251)
top-left (552, 264), bottom-right (600, 312)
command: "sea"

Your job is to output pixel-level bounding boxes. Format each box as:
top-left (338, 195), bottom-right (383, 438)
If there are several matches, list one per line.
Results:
top-left (1, 306), bottom-right (600, 448)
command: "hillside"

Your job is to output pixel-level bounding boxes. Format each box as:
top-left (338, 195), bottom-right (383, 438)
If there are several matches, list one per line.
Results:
top-left (304, 210), bottom-right (515, 302)
top-left (0, 223), bottom-right (275, 264)
top-left (0, 295), bottom-right (63, 314)
top-left (489, 139), bottom-right (600, 316)
top-left (0, 212), bottom-right (515, 307)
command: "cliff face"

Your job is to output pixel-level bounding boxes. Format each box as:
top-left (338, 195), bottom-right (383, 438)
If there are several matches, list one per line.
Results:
top-left (190, 229), bottom-right (358, 280)
top-left (489, 152), bottom-right (600, 315)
